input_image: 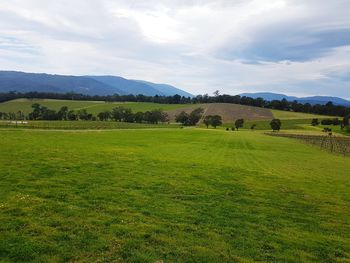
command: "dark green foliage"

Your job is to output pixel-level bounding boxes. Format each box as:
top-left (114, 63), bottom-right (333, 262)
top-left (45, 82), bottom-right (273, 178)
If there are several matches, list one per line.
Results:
top-left (250, 124), bottom-right (256, 130)
top-left (77, 109), bottom-right (93, 120)
top-left (134, 112), bottom-right (144, 123)
top-left (203, 115), bottom-right (222, 128)
top-left (270, 119), bottom-right (281, 131)
top-left (235, 119), bottom-right (244, 130)
top-left (97, 111), bottom-right (111, 121)
top-left (343, 114), bottom-right (349, 126)
top-left (311, 118), bottom-right (319, 126)
top-left (175, 108), bottom-right (204, 126)
top-left (57, 106), bottom-right (69, 120)
top-left (67, 110), bottom-right (77, 120)
top-left (203, 115), bottom-right (211, 128)
top-left (111, 106), bottom-right (126, 121)
top-left (321, 118), bottom-right (341, 125)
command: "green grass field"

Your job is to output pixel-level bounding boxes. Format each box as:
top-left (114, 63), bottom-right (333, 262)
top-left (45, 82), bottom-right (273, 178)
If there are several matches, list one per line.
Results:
top-left (0, 99), bottom-right (189, 115)
top-left (0, 128), bottom-right (349, 262)
top-left (271, 109), bottom-right (335, 119)
top-left (0, 120), bottom-right (179, 130)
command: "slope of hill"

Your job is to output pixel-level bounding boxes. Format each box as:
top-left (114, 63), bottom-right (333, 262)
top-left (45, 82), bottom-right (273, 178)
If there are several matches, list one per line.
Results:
top-left (0, 99), bottom-right (189, 115)
top-left (0, 71), bottom-right (193, 97)
top-left (0, 99), bottom-right (337, 123)
top-left (134, 80), bottom-right (193, 97)
top-left (88, 76), bottom-right (162, 96)
top-left (0, 71), bottom-right (121, 95)
top-left (239, 92), bottom-right (350, 106)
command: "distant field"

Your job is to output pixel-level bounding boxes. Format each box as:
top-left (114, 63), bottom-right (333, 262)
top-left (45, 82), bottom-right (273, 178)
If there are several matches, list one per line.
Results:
top-left (0, 120), bottom-right (179, 130)
top-left (167, 103), bottom-right (274, 122)
top-left (0, 99), bottom-right (189, 115)
top-left (271, 109), bottom-right (334, 119)
top-left (0, 99), bottom-right (339, 123)
top-left (0, 129), bottom-right (349, 262)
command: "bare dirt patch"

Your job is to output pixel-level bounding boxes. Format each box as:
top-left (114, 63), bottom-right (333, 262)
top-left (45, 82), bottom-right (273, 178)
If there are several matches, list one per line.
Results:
top-left (166, 103), bottom-right (273, 122)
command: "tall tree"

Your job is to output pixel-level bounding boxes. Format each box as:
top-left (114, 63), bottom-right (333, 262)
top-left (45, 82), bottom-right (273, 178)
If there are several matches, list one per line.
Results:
top-left (270, 119), bottom-right (281, 131)
top-left (235, 119), bottom-right (244, 130)
top-left (210, 115), bottom-right (222, 128)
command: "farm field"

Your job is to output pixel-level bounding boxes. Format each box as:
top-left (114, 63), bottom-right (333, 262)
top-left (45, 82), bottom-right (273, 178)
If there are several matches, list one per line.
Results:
top-left (0, 128), bottom-right (349, 262)
top-left (0, 99), bottom-right (337, 123)
top-left (0, 120), bottom-right (178, 130)
top-left (271, 109), bottom-right (335, 119)
top-left (0, 99), bottom-right (189, 115)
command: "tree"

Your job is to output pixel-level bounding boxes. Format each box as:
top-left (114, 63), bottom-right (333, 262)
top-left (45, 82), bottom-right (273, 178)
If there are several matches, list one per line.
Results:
top-left (270, 119), bottom-right (281, 131)
top-left (58, 106), bottom-right (69, 120)
top-left (16, 110), bottom-right (24, 120)
top-left (311, 118), bottom-right (319, 126)
top-left (210, 115), bottom-right (222, 128)
top-left (235, 119), bottom-right (244, 130)
top-left (97, 111), bottom-right (111, 121)
top-left (123, 108), bottom-right (134, 123)
top-left (134, 112), bottom-right (144, 123)
top-left (31, 103), bottom-right (42, 120)
top-left (176, 108), bottom-right (203, 126)
top-left (175, 111), bottom-right (189, 125)
top-left (111, 106), bottom-right (126, 122)
top-left (188, 108), bottom-right (204, 125)
top-left (203, 116), bottom-right (211, 128)
top-left (321, 119), bottom-right (333, 125)
top-left (77, 109), bottom-right (92, 120)
top-left (67, 110), bottom-right (77, 120)
top-left (343, 114), bottom-right (350, 126)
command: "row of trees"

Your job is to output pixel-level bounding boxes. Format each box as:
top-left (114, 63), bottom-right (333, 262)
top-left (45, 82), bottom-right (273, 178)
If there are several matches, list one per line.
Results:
top-left (0, 104), bottom-right (169, 124)
top-left (1, 91), bottom-right (350, 117)
top-left (311, 115), bottom-right (350, 130)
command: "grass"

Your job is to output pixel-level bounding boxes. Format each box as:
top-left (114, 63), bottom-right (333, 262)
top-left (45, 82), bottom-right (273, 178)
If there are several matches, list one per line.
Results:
top-left (0, 129), bottom-right (349, 262)
top-left (0, 99), bottom-right (189, 115)
top-left (221, 119), bottom-right (314, 130)
top-left (272, 109), bottom-right (335, 119)
top-left (0, 120), bottom-right (179, 130)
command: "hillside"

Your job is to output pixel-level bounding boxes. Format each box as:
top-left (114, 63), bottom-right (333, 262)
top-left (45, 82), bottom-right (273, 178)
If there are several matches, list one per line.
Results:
top-left (0, 71), bottom-right (193, 97)
top-left (0, 99), bottom-right (336, 123)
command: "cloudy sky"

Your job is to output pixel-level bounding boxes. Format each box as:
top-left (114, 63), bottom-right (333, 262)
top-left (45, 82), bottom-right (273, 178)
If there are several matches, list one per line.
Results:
top-left (0, 0), bottom-right (350, 98)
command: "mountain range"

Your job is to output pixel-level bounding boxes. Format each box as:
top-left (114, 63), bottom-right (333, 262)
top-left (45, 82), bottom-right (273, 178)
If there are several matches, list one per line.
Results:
top-left (239, 92), bottom-right (350, 106)
top-left (0, 71), bottom-right (193, 97)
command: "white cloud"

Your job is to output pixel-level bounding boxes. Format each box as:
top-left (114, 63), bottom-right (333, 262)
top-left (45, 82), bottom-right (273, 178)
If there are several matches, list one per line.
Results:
top-left (0, 0), bottom-right (349, 98)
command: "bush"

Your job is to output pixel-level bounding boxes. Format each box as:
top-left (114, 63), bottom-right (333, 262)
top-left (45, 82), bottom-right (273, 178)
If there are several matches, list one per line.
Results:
top-left (321, 119), bottom-right (333, 125)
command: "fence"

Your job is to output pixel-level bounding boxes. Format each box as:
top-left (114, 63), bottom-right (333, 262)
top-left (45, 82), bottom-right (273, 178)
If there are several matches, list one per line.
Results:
top-left (265, 132), bottom-right (350, 156)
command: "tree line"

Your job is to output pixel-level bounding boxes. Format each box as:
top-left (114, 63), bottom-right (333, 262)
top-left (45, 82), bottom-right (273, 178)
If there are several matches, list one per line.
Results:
top-left (1, 91), bottom-right (350, 117)
top-left (0, 103), bottom-right (169, 124)
top-left (311, 115), bottom-right (350, 132)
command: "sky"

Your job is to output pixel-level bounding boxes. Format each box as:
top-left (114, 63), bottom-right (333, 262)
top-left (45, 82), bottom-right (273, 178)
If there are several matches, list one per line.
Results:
top-left (0, 0), bottom-right (350, 98)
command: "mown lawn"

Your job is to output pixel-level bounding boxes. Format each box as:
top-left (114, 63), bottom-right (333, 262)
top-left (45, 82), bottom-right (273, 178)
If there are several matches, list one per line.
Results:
top-left (0, 129), bottom-right (349, 262)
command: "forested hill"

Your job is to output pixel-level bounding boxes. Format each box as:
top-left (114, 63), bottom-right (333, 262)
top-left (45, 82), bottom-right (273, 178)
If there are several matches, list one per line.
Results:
top-left (0, 71), bottom-right (193, 97)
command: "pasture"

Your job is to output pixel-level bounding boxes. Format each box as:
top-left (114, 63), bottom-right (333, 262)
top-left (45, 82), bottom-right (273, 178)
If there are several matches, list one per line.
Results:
top-left (0, 128), bottom-right (349, 262)
top-left (0, 99), bottom-right (189, 115)
top-left (0, 99), bottom-right (337, 123)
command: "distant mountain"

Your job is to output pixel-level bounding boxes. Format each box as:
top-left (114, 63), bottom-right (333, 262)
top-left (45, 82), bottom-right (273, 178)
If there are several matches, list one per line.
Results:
top-left (134, 80), bottom-right (193, 97)
top-left (0, 71), bottom-right (193, 97)
top-left (239, 92), bottom-right (350, 106)
top-left (88, 76), bottom-right (161, 96)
